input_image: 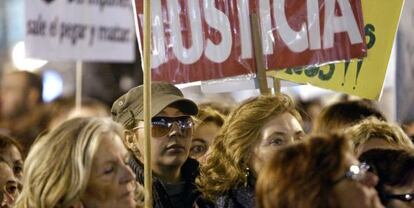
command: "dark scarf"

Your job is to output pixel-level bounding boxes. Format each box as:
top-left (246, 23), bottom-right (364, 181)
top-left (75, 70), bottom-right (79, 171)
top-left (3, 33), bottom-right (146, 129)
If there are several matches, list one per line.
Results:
top-left (128, 157), bottom-right (205, 208)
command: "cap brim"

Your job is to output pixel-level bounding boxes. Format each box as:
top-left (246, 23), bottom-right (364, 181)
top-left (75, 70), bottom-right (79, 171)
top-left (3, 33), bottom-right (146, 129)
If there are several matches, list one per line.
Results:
top-left (151, 94), bottom-right (198, 117)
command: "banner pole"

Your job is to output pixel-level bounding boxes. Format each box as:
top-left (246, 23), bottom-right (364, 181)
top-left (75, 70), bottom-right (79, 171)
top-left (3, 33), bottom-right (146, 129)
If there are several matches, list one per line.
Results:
top-left (75, 61), bottom-right (82, 113)
top-left (143, 0), bottom-right (153, 207)
top-left (273, 77), bottom-right (281, 94)
top-left (250, 13), bottom-right (270, 95)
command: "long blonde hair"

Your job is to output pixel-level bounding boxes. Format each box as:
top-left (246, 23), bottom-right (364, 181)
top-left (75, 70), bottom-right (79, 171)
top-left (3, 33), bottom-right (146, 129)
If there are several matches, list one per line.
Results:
top-left (196, 94), bottom-right (300, 201)
top-left (14, 117), bottom-right (124, 208)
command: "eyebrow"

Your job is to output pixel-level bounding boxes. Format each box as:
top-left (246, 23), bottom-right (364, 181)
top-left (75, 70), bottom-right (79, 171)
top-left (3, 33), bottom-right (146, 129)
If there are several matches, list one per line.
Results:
top-left (192, 138), bottom-right (207, 144)
top-left (0, 160), bottom-right (12, 169)
top-left (6, 180), bottom-right (18, 186)
top-left (295, 130), bottom-right (305, 135)
top-left (267, 132), bottom-right (288, 138)
top-left (14, 160), bottom-right (23, 164)
top-left (102, 160), bottom-right (117, 167)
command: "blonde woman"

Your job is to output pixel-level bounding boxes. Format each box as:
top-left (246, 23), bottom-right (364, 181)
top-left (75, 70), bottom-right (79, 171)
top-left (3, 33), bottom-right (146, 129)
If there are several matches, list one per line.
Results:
top-left (14, 117), bottom-right (139, 208)
top-left (346, 117), bottom-right (414, 156)
top-left (196, 94), bottom-right (305, 207)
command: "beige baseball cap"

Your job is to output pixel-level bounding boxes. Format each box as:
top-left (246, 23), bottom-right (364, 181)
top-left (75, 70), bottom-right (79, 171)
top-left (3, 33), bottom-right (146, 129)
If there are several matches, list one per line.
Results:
top-left (111, 82), bottom-right (198, 129)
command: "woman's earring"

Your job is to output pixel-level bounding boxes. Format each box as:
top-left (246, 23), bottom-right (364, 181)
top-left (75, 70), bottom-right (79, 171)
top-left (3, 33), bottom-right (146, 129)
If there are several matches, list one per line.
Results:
top-left (244, 167), bottom-right (250, 187)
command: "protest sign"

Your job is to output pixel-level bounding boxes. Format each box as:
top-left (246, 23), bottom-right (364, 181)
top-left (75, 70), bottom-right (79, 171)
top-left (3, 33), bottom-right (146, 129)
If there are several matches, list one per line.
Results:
top-left (133, 0), bottom-right (367, 83)
top-left (396, 0), bottom-right (414, 121)
top-left (26, 0), bottom-right (135, 62)
top-left (271, 0), bottom-right (404, 100)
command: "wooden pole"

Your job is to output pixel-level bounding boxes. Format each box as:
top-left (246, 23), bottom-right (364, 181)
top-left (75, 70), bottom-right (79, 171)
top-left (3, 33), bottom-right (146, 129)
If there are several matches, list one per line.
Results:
top-left (75, 61), bottom-right (82, 113)
top-left (273, 77), bottom-right (281, 94)
top-left (143, 0), bottom-right (153, 207)
top-left (130, 0), bottom-right (152, 205)
top-left (250, 13), bottom-right (270, 95)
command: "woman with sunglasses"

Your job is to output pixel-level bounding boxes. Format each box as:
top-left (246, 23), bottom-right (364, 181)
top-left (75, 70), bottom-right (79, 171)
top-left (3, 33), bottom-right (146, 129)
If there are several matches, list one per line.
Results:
top-left (196, 94), bottom-right (304, 207)
top-left (345, 117), bottom-right (414, 156)
top-left (359, 148), bottom-right (414, 208)
top-left (256, 133), bottom-right (384, 208)
top-left (111, 82), bottom-right (210, 208)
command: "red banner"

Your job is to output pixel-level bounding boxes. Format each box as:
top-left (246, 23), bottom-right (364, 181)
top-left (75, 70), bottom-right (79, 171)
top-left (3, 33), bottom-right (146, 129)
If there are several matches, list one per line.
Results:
top-left (134, 0), bottom-right (366, 84)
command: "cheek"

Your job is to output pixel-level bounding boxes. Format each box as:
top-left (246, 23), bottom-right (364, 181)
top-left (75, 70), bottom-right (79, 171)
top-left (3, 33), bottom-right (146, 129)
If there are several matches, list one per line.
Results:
top-left (85, 178), bottom-right (117, 201)
top-left (183, 136), bottom-right (192, 149)
top-left (256, 146), bottom-right (278, 160)
top-left (9, 92), bottom-right (24, 104)
top-left (334, 181), bottom-right (370, 204)
top-left (150, 139), bottom-right (167, 155)
top-left (388, 200), bottom-right (410, 208)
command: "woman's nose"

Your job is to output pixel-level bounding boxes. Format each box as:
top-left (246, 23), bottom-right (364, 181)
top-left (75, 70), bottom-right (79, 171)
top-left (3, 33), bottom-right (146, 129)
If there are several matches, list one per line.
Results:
top-left (121, 164), bottom-right (136, 184)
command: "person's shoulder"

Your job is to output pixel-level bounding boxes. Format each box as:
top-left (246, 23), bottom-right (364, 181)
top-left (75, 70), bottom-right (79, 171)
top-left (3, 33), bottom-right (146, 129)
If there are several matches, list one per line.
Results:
top-left (215, 186), bottom-right (254, 208)
top-left (214, 192), bottom-right (235, 208)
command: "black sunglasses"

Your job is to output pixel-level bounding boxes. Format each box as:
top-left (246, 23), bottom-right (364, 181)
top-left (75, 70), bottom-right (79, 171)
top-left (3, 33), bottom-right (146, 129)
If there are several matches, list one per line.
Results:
top-left (383, 193), bottom-right (414, 202)
top-left (135, 116), bottom-right (193, 137)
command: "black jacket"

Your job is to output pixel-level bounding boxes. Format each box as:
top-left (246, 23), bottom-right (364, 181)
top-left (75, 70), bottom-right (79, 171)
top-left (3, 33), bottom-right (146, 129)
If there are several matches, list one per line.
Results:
top-left (214, 175), bottom-right (256, 208)
top-left (129, 157), bottom-right (209, 208)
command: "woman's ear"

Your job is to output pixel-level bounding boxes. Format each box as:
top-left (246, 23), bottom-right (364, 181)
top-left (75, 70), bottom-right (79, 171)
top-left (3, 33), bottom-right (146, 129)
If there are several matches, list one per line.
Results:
top-left (124, 130), bottom-right (137, 150)
top-left (124, 130), bottom-right (142, 160)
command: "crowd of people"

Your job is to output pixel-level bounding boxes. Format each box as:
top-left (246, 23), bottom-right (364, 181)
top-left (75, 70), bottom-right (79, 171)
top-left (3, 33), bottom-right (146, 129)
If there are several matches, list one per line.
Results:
top-left (1, 70), bottom-right (414, 208)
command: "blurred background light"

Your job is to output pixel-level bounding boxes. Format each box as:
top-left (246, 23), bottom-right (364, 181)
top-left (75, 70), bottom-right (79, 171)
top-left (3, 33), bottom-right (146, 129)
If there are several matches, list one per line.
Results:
top-left (42, 70), bottom-right (63, 102)
top-left (12, 41), bottom-right (48, 72)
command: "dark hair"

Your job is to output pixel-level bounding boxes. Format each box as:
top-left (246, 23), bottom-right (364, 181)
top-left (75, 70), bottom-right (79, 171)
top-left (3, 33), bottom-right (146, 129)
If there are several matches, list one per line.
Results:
top-left (7, 71), bottom-right (43, 103)
top-left (359, 148), bottom-right (414, 205)
top-left (25, 71), bottom-right (43, 103)
top-left (0, 133), bottom-right (24, 157)
top-left (256, 133), bottom-right (352, 208)
top-left (313, 100), bottom-right (386, 134)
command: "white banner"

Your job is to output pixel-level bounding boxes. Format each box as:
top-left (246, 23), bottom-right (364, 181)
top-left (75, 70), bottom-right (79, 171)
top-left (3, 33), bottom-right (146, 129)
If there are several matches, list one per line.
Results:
top-left (25, 0), bottom-right (135, 62)
top-left (396, 0), bottom-right (414, 122)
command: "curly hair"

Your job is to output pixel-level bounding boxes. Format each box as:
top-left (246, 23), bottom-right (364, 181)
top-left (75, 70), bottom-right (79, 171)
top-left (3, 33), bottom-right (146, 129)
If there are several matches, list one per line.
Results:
top-left (346, 117), bottom-right (414, 154)
top-left (194, 106), bottom-right (225, 128)
top-left (196, 94), bottom-right (300, 201)
top-left (256, 133), bottom-right (352, 208)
